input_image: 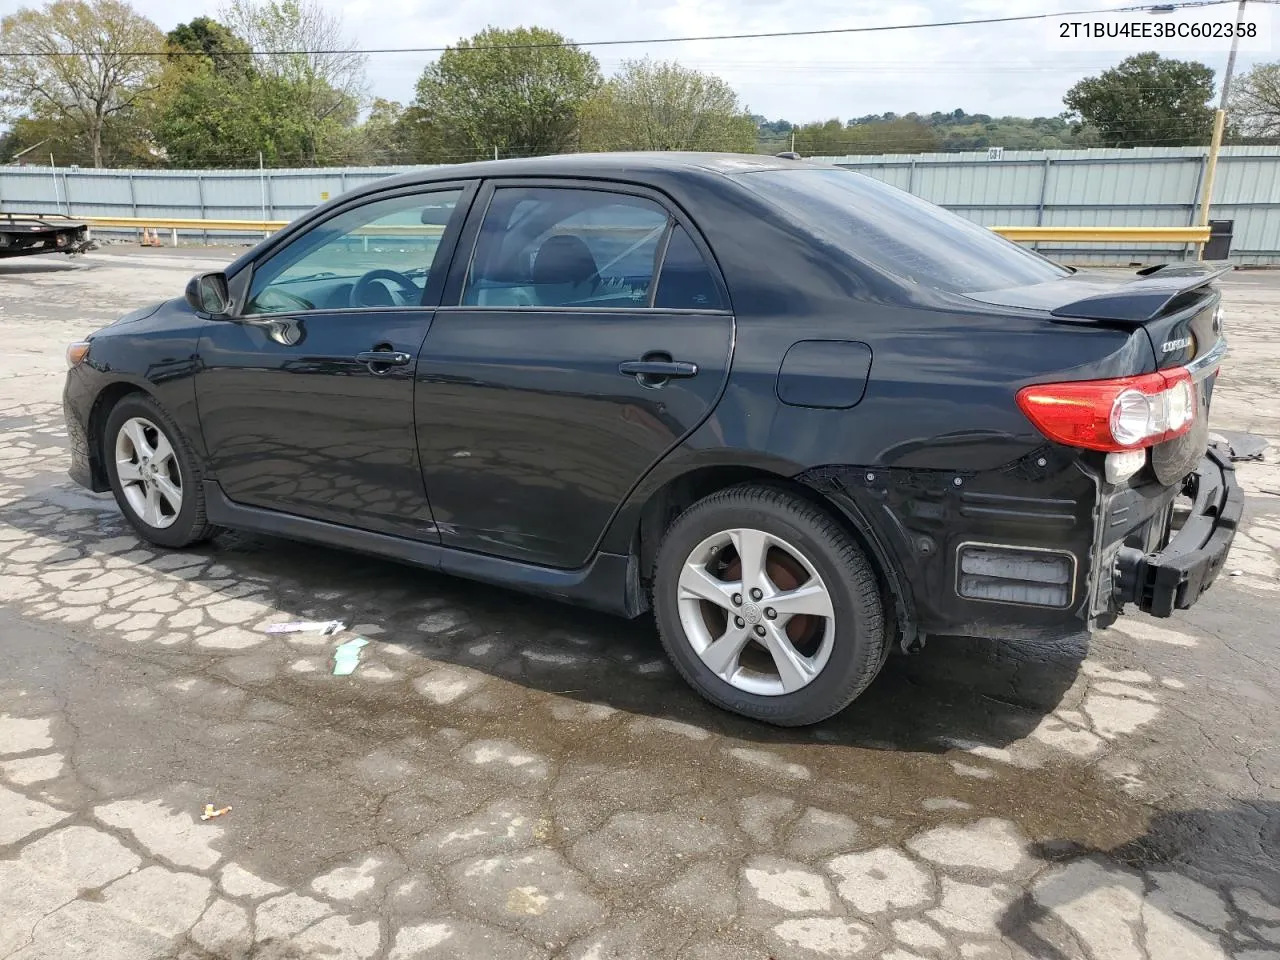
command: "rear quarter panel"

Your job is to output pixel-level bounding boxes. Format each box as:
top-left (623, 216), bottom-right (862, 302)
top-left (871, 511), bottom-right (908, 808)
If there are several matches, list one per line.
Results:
top-left (612, 169), bottom-right (1160, 637)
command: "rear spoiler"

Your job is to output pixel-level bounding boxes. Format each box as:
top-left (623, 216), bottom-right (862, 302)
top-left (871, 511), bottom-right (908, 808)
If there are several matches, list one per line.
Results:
top-left (1050, 261), bottom-right (1232, 323)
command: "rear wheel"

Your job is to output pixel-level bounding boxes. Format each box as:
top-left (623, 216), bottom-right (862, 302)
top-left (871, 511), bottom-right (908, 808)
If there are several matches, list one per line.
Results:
top-left (652, 484), bottom-right (887, 726)
top-left (103, 394), bottom-right (214, 549)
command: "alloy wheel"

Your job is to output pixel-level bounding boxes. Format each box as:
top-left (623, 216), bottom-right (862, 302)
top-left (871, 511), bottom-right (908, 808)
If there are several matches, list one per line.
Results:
top-left (676, 527), bottom-right (835, 696)
top-left (114, 416), bottom-right (183, 529)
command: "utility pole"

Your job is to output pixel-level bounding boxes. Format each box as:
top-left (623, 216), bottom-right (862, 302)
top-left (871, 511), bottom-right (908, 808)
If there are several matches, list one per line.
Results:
top-left (1197, 0), bottom-right (1247, 256)
top-left (1218, 0), bottom-right (1246, 112)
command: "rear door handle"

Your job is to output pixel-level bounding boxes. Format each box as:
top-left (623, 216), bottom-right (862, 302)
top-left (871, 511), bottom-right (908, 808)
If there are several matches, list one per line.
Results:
top-left (618, 360), bottom-right (699, 379)
top-left (355, 350), bottom-right (412, 368)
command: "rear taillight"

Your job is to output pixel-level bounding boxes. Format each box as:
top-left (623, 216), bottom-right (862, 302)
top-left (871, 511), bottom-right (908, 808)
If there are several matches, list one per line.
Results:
top-left (1016, 368), bottom-right (1194, 453)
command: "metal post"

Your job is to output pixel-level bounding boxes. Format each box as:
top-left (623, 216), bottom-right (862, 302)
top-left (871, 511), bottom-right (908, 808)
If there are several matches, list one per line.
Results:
top-left (259, 152), bottom-right (269, 239)
top-left (127, 173), bottom-right (139, 244)
top-left (1187, 155), bottom-right (1207, 261)
top-left (907, 159), bottom-right (917, 194)
top-left (196, 173), bottom-right (207, 246)
top-left (1032, 157), bottom-right (1052, 252)
top-left (50, 156), bottom-right (60, 214)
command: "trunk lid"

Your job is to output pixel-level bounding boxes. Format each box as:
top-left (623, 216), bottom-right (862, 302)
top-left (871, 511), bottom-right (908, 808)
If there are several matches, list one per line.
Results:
top-left (967, 262), bottom-right (1229, 486)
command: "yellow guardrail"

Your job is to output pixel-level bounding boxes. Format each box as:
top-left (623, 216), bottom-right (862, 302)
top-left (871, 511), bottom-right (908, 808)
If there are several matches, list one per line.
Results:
top-left (991, 226), bottom-right (1211, 243)
top-left (73, 216), bottom-right (1213, 246)
top-left (82, 215), bottom-right (288, 231)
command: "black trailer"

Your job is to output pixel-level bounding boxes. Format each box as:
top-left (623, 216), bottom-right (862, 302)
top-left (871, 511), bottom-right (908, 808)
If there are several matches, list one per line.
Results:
top-left (0, 212), bottom-right (94, 258)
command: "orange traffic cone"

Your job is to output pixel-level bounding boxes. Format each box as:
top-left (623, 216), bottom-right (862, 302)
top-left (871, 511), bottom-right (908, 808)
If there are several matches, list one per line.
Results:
top-left (141, 227), bottom-right (160, 247)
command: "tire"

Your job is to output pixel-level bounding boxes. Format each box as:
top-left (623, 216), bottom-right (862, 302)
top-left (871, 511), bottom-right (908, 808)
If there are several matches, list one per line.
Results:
top-left (102, 393), bottom-right (215, 549)
top-left (652, 484), bottom-right (887, 726)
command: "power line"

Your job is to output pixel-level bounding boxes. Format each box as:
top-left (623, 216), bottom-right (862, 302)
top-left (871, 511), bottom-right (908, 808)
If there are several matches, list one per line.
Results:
top-left (0, 0), bottom-right (1256, 59)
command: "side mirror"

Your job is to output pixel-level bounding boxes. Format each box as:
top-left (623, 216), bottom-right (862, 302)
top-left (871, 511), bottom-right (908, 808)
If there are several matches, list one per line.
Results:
top-left (185, 272), bottom-right (231, 317)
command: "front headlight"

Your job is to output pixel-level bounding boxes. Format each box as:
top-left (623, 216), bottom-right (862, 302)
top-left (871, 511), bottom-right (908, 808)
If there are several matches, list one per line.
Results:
top-left (66, 341), bottom-right (91, 369)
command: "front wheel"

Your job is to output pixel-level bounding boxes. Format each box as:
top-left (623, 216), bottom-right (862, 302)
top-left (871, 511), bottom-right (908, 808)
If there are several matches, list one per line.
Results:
top-left (103, 394), bottom-right (214, 549)
top-left (652, 485), bottom-right (887, 726)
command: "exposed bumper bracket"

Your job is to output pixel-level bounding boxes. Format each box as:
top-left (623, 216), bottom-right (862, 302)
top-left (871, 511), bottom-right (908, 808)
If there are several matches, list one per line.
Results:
top-left (1114, 446), bottom-right (1242, 617)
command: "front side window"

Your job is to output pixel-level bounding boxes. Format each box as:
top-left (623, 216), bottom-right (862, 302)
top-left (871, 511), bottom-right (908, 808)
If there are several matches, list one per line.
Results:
top-left (462, 187), bottom-right (669, 309)
top-left (244, 189), bottom-right (463, 316)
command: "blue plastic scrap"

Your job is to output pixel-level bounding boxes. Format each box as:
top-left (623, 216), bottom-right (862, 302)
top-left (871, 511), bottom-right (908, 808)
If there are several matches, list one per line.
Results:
top-left (332, 637), bottom-right (369, 676)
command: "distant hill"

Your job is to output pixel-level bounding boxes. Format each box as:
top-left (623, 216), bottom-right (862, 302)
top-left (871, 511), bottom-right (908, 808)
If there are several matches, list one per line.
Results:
top-left (752, 109), bottom-right (1103, 156)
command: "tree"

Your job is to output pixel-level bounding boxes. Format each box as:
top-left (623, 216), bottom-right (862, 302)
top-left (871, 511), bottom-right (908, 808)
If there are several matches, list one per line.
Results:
top-left (1231, 61), bottom-right (1280, 139)
top-left (0, 110), bottom-right (155, 165)
top-left (154, 17), bottom-right (287, 166)
top-left (166, 15), bottom-right (247, 73)
top-left (1064, 52), bottom-right (1214, 147)
top-left (154, 60), bottom-right (315, 167)
top-left (0, 0), bottom-right (163, 167)
top-left (320, 98), bottom-right (425, 165)
top-left (844, 118), bottom-right (940, 154)
top-left (411, 26), bottom-right (601, 160)
top-left (219, 0), bottom-right (367, 163)
top-left (790, 118), bottom-right (940, 156)
top-left (579, 58), bottom-right (757, 153)
top-left (792, 119), bottom-right (853, 156)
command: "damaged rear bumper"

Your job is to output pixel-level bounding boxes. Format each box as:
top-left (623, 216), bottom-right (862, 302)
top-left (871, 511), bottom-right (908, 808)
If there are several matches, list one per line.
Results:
top-left (1113, 447), bottom-right (1242, 617)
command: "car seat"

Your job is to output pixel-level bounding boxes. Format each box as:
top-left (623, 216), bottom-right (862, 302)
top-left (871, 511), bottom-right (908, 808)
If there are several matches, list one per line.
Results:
top-left (531, 234), bottom-right (599, 306)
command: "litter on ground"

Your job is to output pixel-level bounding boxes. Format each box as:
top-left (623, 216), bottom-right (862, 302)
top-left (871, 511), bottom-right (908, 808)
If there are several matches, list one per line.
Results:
top-left (265, 620), bottom-right (345, 635)
top-left (332, 637), bottom-right (370, 676)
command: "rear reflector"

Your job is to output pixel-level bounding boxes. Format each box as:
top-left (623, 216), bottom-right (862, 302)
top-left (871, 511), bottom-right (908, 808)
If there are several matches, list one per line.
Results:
top-left (956, 544), bottom-right (1075, 608)
top-left (1105, 449), bottom-right (1147, 484)
top-left (1016, 368), bottom-right (1195, 453)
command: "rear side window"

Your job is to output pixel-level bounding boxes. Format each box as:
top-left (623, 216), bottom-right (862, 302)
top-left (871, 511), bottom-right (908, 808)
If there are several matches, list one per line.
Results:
top-left (655, 225), bottom-right (725, 310)
top-left (462, 187), bottom-right (667, 308)
top-left (731, 168), bottom-right (1070, 294)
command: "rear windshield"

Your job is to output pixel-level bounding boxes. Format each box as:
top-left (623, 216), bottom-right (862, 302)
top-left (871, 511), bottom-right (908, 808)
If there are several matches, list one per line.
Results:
top-left (731, 167), bottom-right (1070, 294)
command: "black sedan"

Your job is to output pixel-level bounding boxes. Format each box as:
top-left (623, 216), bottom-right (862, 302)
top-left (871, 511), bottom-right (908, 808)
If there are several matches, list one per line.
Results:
top-left (63, 153), bottom-right (1241, 726)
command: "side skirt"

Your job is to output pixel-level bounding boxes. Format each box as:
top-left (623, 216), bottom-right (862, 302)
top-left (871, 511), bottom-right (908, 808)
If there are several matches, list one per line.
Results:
top-left (203, 481), bottom-right (640, 618)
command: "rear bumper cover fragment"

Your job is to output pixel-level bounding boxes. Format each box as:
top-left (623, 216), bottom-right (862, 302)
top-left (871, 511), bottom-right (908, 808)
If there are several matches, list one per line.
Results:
top-left (1114, 446), bottom-right (1242, 617)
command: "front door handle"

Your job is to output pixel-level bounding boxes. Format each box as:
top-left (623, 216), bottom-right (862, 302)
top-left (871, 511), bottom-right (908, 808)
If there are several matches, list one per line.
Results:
top-left (618, 359), bottom-right (699, 379)
top-left (355, 349), bottom-right (412, 372)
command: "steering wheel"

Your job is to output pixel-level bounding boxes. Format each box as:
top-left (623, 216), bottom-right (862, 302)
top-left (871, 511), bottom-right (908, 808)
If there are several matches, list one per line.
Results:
top-left (350, 269), bottom-right (421, 308)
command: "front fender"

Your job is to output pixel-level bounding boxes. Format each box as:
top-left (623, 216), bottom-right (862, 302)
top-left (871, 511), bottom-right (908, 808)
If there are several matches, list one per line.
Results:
top-left (74, 301), bottom-right (209, 466)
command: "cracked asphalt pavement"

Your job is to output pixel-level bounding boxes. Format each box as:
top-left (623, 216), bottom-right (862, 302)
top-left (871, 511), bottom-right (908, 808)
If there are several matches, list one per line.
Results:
top-left (1, 246), bottom-right (1278, 960)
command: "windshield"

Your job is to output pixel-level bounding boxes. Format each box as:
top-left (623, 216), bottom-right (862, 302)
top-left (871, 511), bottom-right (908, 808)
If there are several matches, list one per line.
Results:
top-left (731, 167), bottom-right (1070, 294)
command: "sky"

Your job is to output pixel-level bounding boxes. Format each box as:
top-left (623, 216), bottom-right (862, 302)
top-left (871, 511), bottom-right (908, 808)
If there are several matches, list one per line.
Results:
top-left (3, 0), bottom-right (1272, 122)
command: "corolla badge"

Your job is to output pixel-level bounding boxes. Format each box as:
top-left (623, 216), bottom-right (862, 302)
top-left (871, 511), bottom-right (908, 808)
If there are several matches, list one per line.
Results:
top-left (1161, 336), bottom-right (1192, 353)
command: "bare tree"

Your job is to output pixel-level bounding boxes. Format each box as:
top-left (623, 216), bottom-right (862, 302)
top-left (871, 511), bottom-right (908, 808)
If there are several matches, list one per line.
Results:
top-left (0, 0), bottom-right (163, 167)
top-left (1231, 62), bottom-right (1280, 138)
